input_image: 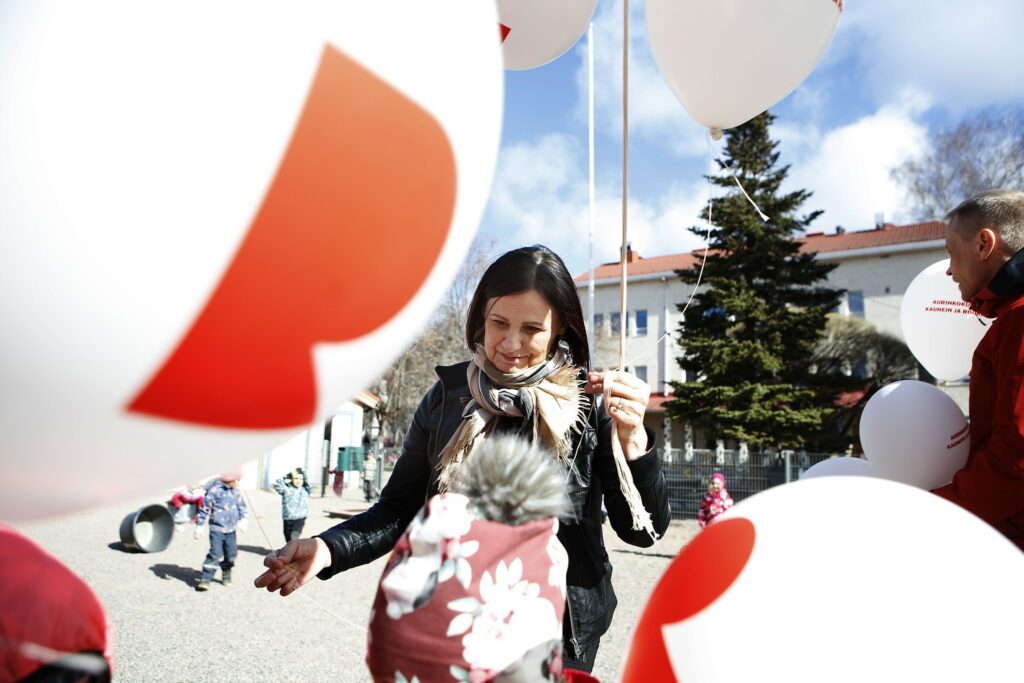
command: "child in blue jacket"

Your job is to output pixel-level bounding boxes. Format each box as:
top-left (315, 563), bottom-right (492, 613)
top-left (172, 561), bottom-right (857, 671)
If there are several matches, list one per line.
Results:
top-left (274, 468), bottom-right (311, 542)
top-left (193, 472), bottom-right (247, 591)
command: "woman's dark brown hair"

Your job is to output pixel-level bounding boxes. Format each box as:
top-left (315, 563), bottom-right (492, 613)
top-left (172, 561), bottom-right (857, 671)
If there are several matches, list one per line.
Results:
top-left (465, 245), bottom-right (590, 368)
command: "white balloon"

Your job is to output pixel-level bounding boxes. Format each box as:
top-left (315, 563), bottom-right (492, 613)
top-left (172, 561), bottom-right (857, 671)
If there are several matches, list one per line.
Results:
top-left (859, 381), bottom-right (970, 490)
top-left (620, 477), bottom-right (1024, 682)
top-left (901, 258), bottom-right (989, 382)
top-left (498, 0), bottom-right (597, 70)
top-left (646, 0), bottom-right (842, 131)
top-left (0, 1), bottom-right (503, 520)
top-left (801, 456), bottom-right (879, 480)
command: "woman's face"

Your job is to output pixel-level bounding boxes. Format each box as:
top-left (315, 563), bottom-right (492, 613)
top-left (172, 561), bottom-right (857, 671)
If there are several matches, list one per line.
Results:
top-left (483, 289), bottom-right (564, 372)
top-left (711, 478), bottom-right (723, 492)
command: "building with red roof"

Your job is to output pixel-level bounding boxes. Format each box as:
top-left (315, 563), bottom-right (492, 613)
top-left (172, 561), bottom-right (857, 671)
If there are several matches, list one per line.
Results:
top-left (574, 220), bottom-right (947, 451)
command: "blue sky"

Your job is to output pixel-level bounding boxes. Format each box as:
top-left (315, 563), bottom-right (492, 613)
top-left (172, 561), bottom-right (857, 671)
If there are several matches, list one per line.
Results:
top-left (478, 0), bottom-right (1024, 278)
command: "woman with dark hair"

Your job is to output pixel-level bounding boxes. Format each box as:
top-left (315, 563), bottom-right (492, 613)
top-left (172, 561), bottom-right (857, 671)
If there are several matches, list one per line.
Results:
top-left (256, 245), bottom-right (670, 675)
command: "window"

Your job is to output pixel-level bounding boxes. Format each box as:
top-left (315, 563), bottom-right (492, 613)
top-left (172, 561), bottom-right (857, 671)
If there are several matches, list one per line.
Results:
top-left (852, 360), bottom-right (868, 379)
top-left (593, 313), bottom-right (604, 336)
top-left (848, 291), bottom-right (865, 318)
top-left (634, 365), bottom-right (648, 383)
top-left (634, 309), bottom-right (648, 336)
top-left (703, 306), bottom-right (726, 319)
top-left (610, 312), bottom-right (621, 335)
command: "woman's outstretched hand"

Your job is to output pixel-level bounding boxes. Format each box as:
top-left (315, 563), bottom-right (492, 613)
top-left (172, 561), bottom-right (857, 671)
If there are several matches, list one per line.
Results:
top-left (584, 370), bottom-right (651, 461)
top-left (253, 537), bottom-right (332, 597)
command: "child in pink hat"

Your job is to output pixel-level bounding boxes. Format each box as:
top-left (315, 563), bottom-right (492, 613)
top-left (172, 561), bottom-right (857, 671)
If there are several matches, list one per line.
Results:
top-left (697, 472), bottom-right (734, 528)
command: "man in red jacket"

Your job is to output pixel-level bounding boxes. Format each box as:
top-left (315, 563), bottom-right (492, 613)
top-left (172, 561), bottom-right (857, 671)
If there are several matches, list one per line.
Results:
top-left (933, 189), bottom-right (1024, 550)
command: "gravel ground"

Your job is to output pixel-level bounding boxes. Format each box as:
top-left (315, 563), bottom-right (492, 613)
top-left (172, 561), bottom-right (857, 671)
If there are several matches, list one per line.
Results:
top-left (13, 484), bottom-right (698, 682)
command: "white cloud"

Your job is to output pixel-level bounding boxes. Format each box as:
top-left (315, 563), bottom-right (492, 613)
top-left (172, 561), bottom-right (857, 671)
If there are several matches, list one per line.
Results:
top-left (842, 0), bottom-right (1024, 111)
top-left (783, 93), bottom-right (931, 231)
top-left (487, 0), bottom-right (1019, 268)
top-left (567, 0), bottom-right (1024, 169)
top-left (481, 132), bottom-right (710, 275)
top-left (572, 0), bottom-right (708, 157)
top-left (485, 132), bottom-right (587, 248)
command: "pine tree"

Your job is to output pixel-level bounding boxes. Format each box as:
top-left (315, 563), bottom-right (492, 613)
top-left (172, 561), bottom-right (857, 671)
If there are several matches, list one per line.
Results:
top-left (666, 113), bottom-right (846, 449)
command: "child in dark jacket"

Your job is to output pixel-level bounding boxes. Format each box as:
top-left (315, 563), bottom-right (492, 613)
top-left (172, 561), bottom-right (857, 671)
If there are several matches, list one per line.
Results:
top-left (193, 472), bottom-right (247, 591)
top-left (274, 468), bottom-right (311, 542)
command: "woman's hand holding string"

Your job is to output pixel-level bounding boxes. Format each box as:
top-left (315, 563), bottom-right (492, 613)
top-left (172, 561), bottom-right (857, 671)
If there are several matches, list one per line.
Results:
top-left (253, 537), bottom-right (332, 597)
top-left (584, 370), bottom-right (651, 461)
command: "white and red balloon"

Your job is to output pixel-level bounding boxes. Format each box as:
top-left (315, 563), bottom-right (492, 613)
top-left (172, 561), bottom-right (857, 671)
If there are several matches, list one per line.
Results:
top-left (901, 258), bottom-right (989, 382)
top-left (859, 381), bottom-right (970, 490)
top-left (620, 477), bottom-right (1024, 682)
top-left (0, 2), bottom-right (503, 520)
top-left (646, 0), bottom-right (842, 131)
top-left (498, 0), bottom-right (597, 70)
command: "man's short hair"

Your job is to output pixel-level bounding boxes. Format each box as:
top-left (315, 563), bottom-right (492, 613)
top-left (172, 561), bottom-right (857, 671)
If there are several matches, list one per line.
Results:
top-left (946, 189), bottom-right (1024, 254)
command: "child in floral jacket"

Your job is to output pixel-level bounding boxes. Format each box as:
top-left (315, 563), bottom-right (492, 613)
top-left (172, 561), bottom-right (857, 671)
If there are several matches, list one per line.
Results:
top-left (698, 472), bottom-right (734, 528)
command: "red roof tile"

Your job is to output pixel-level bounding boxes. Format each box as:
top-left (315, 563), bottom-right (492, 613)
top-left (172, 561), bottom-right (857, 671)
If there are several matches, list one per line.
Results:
top-left (647, 393), bottom-right (675, 413)
top-left (799, 221), bottom-right (945, 255)
top-left (575, 253), bottom-right (701, 283)
top-left (836, 389), bottom-right (866, 408)
top-left (575, 221), bottom-right (946, 282)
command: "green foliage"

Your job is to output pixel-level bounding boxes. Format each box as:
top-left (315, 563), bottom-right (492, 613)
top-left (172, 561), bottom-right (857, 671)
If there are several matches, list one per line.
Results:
top-left (667, 113), bottom-right (844, 448)
top-left (807, 315), bottom-right (919, 450)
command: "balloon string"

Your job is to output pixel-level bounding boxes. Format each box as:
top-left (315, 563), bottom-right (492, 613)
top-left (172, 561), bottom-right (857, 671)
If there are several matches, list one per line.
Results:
top-left (724, 158), bottom-right (769, 222)
top-left (621, 133), bottom-right (716, 372)
top-left (241, 487), bottom-right (368, 636)
top-left (619, 0), bottom-right (629, 371)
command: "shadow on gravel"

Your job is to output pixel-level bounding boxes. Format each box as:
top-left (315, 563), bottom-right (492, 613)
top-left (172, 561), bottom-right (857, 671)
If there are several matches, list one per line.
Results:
top-left (108, 541), bottom-right (135, 553)
top-left (150, 563), bottom-right (204, 587)
top-left (237, 544), bottom-right (273, 556)
top-left (611, 548), bottom-right (678, 560)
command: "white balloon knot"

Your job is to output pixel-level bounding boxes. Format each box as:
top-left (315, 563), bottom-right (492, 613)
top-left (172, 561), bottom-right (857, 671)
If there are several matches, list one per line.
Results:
top-left (709, 127), bottom-right (723, 141)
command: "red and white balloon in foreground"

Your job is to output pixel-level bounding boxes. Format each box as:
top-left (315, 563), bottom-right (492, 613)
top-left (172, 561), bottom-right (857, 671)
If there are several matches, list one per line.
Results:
top-left (620, 477), bottom-right (1024, 682)
top-left (646, 0), bottom-right (842, 131)
top-left (0, 2), bottom-right (502, 520)
top-left (901, 258), bottom-right (989, 382)
top-left (498, 0), bottom-right (597, 70)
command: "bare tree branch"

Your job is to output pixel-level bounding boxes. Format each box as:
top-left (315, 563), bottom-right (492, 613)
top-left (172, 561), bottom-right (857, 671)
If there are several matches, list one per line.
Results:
top-left (892, 109), bottom-right (1024, 221)
top-left (369, 235), bottom-right (496, 444)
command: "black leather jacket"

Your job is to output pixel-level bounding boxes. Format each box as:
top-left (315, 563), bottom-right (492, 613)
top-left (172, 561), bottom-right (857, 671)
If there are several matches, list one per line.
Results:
top-left (316, 362), bottom-right (670, 657)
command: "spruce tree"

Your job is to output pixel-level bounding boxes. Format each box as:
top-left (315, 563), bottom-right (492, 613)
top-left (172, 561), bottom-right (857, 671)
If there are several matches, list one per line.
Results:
top-left (666, 113), bottom-right (846, 450)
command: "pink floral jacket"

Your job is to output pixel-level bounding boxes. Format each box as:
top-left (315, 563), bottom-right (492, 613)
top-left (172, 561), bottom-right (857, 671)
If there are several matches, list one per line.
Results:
top-left (698, 490), bottom-right (734, 528)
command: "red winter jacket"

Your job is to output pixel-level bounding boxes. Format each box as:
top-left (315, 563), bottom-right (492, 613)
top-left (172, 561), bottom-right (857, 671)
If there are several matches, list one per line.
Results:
top-left (933, 248), bottom-right (1024, 550)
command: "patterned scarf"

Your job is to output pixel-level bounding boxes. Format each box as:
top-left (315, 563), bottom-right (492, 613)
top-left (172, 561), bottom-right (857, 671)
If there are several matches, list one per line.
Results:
top-left (437, 340), bottom-right (585, 492)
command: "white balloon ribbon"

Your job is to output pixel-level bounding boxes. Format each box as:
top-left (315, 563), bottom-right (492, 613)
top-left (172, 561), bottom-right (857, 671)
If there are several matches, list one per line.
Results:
top-left (602, 371), bottom-right (659, 542)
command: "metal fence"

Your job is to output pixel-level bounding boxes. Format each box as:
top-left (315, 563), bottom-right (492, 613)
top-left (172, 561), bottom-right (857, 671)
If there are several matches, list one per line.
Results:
top-left (660, 448), bottom-right (840, 520)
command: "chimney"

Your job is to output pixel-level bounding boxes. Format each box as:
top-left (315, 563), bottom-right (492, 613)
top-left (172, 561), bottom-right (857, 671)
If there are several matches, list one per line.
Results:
top-left (623, 241), bottom-right (640, 263)
top-left (835, 225), bottom-right (845, 235)
top-left (874, 212), bottom-right (885, 229)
